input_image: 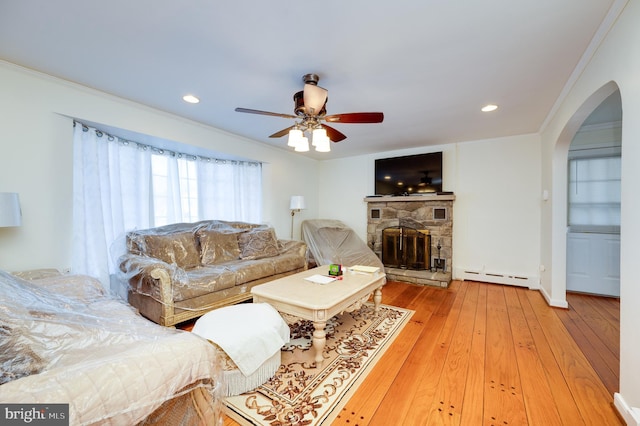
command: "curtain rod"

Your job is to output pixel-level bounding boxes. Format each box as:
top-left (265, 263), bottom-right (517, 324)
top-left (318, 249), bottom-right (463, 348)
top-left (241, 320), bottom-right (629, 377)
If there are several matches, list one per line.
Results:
top-left (73, 120), bottom-right (261, 166)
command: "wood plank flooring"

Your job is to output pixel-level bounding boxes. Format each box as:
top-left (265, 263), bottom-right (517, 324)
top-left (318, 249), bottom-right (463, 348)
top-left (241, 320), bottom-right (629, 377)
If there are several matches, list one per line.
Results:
top-left (222, 280), bottom-right (622, 425)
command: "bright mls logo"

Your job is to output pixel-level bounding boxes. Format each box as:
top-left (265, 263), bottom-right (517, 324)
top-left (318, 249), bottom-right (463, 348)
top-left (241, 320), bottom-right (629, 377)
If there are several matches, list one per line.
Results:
top-left (1, 404), bottom-right (68, 425)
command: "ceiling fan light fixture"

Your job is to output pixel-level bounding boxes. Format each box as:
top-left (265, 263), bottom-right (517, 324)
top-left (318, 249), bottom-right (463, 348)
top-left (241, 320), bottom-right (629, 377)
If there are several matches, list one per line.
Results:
top-left (311, 127), bottom-right (327, 146)
top-left (303, 83), bottom-right (328, 115)
top-left (311, 127), bottom-right (330, 152)
top-left (235, 73), bottom-right (385, 153)
top-left (294, 136), bottom-right (310, 152)
top-left (287, 128), bottom-right (303, 147)
top-left (315, 135), bottom-right (331, 152)
top-left (481, 104), bottom-right (498, 112)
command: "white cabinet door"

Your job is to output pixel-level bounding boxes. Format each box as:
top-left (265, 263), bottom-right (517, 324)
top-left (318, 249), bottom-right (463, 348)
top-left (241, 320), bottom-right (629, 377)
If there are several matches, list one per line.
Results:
top-left (566, 232), bottom-right (620, 297)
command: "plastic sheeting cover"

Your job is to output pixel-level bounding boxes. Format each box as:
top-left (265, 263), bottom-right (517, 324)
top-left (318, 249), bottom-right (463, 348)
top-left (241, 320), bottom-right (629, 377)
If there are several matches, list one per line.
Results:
top-left (301, 219), bottom-right (384, 269)
top-left (116, 220), bottom-right (306, 306)
top-left (0, 270), bottom-right (223, 425)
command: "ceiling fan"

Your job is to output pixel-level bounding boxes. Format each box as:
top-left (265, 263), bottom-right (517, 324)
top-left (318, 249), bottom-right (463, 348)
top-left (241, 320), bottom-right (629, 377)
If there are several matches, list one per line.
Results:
top-left (235, 74), bottom-right (384, 152)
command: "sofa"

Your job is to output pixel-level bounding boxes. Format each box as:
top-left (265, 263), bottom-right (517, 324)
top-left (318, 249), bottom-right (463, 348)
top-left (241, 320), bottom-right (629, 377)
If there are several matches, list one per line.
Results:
top-left (118, 220), bottom-right (307, 327)
top-left (0, 269), bottom-right (223, 425)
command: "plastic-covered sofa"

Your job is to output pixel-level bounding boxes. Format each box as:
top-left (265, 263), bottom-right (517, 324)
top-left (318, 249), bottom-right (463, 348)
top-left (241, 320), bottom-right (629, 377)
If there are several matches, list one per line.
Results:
top-left (301, 219), bottom-right (384, 270)
top-left (118, 220), bottom-right (307, 327)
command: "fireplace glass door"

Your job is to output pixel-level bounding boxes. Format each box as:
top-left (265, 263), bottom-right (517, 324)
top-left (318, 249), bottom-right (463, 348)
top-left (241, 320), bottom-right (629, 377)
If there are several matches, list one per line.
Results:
top-left (382, 226), bottom-right (431, 270)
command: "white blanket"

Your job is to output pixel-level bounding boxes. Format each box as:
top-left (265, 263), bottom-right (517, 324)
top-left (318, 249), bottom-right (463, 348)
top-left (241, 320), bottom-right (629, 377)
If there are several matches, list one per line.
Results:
top-left (192, 303), bottom-right (290, 376)
top-left (0, 272), bottom-right (221, 425)
top-left (0, 332), bottom-right (219, 425)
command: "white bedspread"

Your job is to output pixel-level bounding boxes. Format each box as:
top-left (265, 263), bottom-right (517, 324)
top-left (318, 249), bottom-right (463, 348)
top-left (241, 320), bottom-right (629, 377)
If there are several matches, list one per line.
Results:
top-left (0, 271), bottom-right (221, 425)
top-left (0, 332), bottom-right (218, 425)
top-left (192, 303), bottom-right (290, 376)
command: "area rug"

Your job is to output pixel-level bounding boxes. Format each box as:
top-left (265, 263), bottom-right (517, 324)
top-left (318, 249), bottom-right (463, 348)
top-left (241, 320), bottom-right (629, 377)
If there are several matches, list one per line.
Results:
top-left (223, 302), bottom-right (413, 425)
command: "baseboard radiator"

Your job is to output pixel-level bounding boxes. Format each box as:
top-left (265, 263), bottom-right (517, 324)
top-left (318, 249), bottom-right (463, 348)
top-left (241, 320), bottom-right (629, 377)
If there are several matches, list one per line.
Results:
top-left (455, 268), bottom-right (539, 289)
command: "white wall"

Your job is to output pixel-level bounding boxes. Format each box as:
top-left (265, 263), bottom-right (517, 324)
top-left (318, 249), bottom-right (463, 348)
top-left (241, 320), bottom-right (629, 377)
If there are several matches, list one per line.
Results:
top-left (318, 135), bottom-right (542, 285)
top-left (540, 0), bottom-right (640, 419)
top-left (0, 61), bottom-right (319, 272)
top-left (453, 134), bottom-right (541, 283)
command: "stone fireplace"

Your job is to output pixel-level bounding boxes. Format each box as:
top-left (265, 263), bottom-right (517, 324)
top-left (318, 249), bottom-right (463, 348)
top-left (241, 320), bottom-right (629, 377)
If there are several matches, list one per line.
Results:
top-left (365, 194), bottom-right (454, 287)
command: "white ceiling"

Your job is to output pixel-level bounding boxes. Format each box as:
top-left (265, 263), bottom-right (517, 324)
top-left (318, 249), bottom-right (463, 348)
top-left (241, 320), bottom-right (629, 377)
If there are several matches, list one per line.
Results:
top-left (0, 0), bottom-right (620, 159)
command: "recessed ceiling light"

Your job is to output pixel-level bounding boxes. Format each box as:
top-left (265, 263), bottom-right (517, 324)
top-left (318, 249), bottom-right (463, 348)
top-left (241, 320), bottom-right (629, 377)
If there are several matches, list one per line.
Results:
top-left (182, 94), bottom-right (200, 104)
top-left (481, 104), bottom-right (498, 112)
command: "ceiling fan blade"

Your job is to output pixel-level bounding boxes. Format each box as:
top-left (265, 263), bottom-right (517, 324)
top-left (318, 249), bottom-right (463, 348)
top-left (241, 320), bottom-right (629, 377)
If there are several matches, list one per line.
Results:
top-left (235, 107), bottom-right (297, 119)
top-left (321, 124), bottom-right (347, 142)
top-left (303, 84), bottom-right (328, 115)
top-left (324, 112), bottom-right (384, 123)
top-left (269, 125), bottom-right (295, 138)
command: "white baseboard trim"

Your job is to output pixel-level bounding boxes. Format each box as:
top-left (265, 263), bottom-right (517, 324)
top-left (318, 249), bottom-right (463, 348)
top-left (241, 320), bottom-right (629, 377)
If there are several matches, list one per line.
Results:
top-left (455, 268), bottom-right (539, 290)
top-left (614, 393), bottom-right (640, 425)
top-left (454, 268), bottom-right (573, 307)
top-left (538, 283), bottom-right (569, 309)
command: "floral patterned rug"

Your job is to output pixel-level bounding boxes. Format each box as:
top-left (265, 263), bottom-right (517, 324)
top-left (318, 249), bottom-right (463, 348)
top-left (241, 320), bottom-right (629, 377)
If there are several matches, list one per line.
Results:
top-left (223, 303), bottom-right (413, 425)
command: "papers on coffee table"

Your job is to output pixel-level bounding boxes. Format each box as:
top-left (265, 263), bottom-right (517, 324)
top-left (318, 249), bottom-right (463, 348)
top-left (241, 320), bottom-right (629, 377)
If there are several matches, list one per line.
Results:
top-left (304, 274), bottom-right (338, 285)
top-left (350, 265), bottom-right (380, 273)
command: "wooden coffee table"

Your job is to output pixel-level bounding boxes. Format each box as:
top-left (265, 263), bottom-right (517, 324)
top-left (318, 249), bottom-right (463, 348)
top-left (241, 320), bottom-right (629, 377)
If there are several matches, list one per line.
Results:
top-left (251, 265), bottom-right (386, 367)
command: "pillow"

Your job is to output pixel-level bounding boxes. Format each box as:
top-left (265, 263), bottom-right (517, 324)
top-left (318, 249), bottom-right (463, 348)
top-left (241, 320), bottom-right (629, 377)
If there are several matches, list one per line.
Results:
top-left (238, 228), bottom-right (280, 260)
top-left (197, 229), bottom-right (241, 265)
top-left (11, 269), bottom-right (62, 280)
top-left (142, 231), bottom-right (200, 268)
top-left (30, 274), bottom-right (106, 302)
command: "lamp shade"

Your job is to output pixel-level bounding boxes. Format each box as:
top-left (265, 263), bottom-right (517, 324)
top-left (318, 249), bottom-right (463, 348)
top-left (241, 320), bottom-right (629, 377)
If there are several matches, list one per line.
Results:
top-left (0, 193), bottom-right (22, 227)
top-left (314, 130), bottom-right (331, 152)
top-left (303, 84), bottom-right (328, 115)
top-left (289, 195), bottom-right (306, 210)
top-left (294, 136), bottom-right (310, 152)
top-left (287, 128), bottom-right (303, 147)
top-left (311, 127), bottom-right (326, 147)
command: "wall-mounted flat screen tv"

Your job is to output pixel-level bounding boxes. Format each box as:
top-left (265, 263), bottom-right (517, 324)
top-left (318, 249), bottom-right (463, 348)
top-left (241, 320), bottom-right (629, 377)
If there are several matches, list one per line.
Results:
top-left (375, 151), bottom-right (443, 195)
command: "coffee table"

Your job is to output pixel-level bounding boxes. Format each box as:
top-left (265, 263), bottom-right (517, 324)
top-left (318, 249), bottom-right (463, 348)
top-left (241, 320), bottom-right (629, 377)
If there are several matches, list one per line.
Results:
top-left (251, 265), bottom-right (386, 367)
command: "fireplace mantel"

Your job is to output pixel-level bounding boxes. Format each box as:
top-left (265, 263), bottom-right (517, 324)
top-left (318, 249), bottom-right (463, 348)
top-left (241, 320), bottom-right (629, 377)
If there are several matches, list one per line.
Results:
top-left (364, 194), bottom-right (455, 203)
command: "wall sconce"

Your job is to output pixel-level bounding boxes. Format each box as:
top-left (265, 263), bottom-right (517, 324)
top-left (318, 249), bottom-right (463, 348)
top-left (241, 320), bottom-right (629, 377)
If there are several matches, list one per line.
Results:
top-left (289, 195), bottom-right (306, 238)
top-left (0, 193), bottom-right (22, 227)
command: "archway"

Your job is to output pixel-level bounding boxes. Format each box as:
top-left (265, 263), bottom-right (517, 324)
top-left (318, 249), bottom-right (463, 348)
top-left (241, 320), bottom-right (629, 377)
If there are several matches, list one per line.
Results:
top-left (550, 81), bottom-right (620, 305)
top-left (566, 90), bottom-right (621, 296)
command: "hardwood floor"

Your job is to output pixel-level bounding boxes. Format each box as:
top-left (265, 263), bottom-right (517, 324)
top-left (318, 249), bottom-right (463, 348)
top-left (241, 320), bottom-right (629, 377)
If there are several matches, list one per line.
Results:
top-left (223, 280), bottom-right (622, 425)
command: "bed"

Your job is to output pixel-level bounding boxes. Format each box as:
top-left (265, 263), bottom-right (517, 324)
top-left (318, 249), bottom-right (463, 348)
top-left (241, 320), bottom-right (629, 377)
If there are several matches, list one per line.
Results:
top-left (0, 270), bottom-right (224, 425)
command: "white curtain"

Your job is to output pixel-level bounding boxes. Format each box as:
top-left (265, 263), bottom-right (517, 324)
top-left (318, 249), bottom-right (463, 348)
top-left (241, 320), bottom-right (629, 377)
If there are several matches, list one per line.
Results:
top-left (72, 124), bottom-right (152, 291)
top-left (197, 159), bottom-right (262, 222)
top-left (72, 122), bottom-right (262, 292)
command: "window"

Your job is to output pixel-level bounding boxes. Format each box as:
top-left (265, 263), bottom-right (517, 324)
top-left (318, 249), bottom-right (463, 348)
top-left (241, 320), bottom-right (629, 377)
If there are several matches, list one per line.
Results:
top-left (151, 155), bottom-right (199, 226)
top-left (178, 158), bottom-right (198, 221)
top-left (568, 155), bottom-right (621, 233)
top-left (72, 122), bottom-right (263, 288)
